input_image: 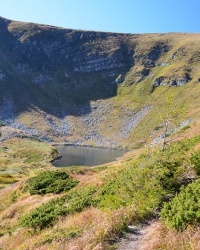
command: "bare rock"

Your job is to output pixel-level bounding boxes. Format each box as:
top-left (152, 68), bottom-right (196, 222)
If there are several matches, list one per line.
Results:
top-left (153, 76), bottom-right (164, 87)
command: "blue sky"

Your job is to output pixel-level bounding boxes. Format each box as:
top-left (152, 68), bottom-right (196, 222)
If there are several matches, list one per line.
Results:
top-left (0, 0), bottom-right (199, 33)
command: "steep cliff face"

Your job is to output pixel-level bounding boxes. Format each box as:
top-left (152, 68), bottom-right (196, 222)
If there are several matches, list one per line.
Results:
top-left (0, 17), bottom-right (135, 113)
top-left (0, 17), bottom-right (200, 147)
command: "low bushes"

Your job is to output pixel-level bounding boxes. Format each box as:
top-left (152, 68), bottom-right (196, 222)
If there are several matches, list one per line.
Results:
top-left (190, 150), bottom-right (200, 175)
top-left (20, 186), bottom-right (96, 229)
top-left (161, 179), bottom-right (200, 230)
top-left (28, 171), bottom-right (79, 195)
top-left (20, 197), bottom-right (66, 229)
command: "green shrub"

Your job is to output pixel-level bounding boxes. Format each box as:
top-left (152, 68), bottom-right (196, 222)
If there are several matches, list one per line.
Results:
top-left (28, 171), bottom-right (78, 195)
top-left (190, 151), bottom-right (200, 175)
top-left (20, 186), bottom-right (96, 229)
top-left (153, 139), bottom-right (194, 194)
top-left (65, 186), bottom-right (96, 213)
top-left (161, 179), bottom-right (200, 230)
top-left (158, 159), bottom-right (183, 193)
top-left (93, 163), bottom-right (166, 221)
top-left (19, 197), bottom-right (66, 229)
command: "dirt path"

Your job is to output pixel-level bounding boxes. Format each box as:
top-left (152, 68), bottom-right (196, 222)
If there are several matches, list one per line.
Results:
top-left (116, 221), bottom-right (157, 250)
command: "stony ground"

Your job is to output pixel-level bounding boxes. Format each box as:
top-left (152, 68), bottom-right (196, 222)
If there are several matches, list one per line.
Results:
top-left (116, 221), bottom-right (157, 250)
top-left (0, 98), bottom-right (153, 147)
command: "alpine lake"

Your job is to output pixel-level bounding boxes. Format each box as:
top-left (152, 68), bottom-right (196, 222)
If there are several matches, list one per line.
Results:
top-left (52, 145), bottom-right (126, 167)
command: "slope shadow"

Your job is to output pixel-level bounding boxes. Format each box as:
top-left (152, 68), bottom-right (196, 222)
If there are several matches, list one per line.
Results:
top-left (0, 16), bottom-right (135, 119)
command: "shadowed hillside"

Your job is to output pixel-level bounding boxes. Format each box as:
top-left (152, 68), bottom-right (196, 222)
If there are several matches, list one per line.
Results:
top-left (0, 16), bottom-right (135, 114)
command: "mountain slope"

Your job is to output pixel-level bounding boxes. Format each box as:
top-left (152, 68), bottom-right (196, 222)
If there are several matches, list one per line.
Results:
top-left (0, 16), bottom-right (200, 147)
top-left (0, 16), bottom-right (134, 110)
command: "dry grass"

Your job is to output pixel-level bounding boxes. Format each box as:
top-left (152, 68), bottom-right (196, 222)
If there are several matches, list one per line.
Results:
top-left (0, 182), bottom-right (60, 232)
top-left (141, 222), bottom-right (200, 250)
top-left (1, 207), bottom-right (131, 250)
top-left (69, 168), bottom-right (104, 187)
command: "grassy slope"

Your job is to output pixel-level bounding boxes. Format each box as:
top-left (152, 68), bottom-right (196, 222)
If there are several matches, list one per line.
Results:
top-left (0, 136), bottom-right (200, 249)
top-left (0, 138), bottom-right (59, 189)
top-left (113, 33), bottom-right (200, 146)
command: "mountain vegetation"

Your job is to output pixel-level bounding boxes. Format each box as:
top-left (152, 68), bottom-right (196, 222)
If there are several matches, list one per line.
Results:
top-left (0, 16), bottom-right (200, 249)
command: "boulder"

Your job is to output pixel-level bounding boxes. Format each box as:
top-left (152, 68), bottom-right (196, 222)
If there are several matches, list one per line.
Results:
top-left (170, 75), bottom-right (190, 86)
top-left (153, 77), bottom-right (164, 87)
top-left (176, 76), bottom-right (189, 86)
top-left (169, 80), bottom-right (177, 86)
top-left (141, 68), bottom-right (150, 76)
top-left (143, 59), bottom-right (155, 68)
top-left (160, 62), bottom-right (169, 66)
top-left (170, 51), bottom-right (177, 59)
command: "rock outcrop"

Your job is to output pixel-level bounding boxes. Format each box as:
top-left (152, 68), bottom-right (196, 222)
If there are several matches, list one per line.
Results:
top-left (153, 74), bottom-right (190, 89)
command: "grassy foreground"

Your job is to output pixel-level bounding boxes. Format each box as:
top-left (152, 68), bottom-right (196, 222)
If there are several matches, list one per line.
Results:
top-left (0, 135), bottom-right (200, 249)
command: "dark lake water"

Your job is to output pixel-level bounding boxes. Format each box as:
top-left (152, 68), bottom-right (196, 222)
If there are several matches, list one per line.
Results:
top-left (52, 145), bottom-right (126, 167)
